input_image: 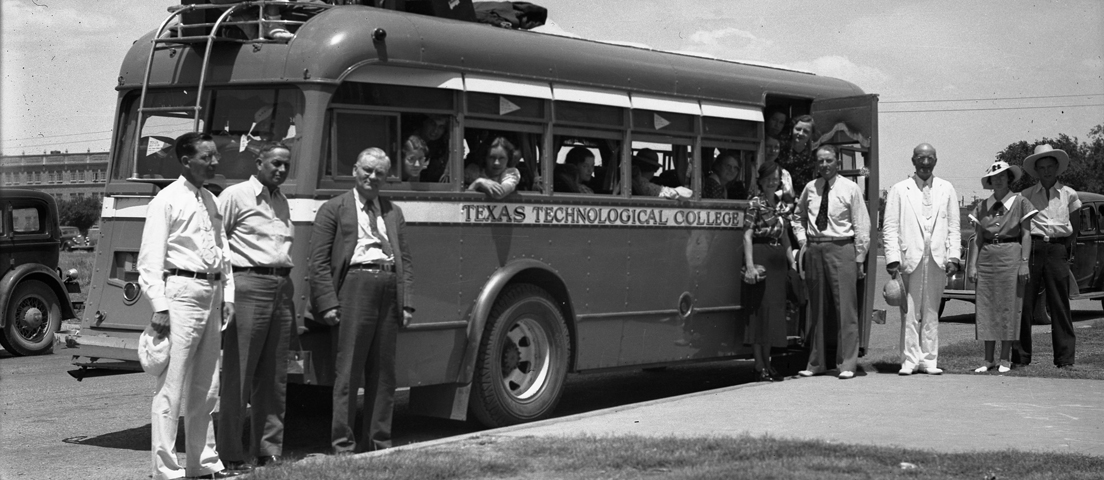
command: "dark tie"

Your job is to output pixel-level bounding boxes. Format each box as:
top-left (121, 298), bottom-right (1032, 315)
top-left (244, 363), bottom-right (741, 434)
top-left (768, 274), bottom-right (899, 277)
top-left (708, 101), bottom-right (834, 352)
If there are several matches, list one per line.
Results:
top-left (815, 179), bottom-right (831, 231)
top-left (365, 202), bottom-right (394, 258)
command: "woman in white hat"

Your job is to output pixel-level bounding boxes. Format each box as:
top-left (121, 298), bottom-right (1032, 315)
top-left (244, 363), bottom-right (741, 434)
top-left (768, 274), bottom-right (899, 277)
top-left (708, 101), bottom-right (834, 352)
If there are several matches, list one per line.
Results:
top-left (967, 160), bottom-right (1037, 373)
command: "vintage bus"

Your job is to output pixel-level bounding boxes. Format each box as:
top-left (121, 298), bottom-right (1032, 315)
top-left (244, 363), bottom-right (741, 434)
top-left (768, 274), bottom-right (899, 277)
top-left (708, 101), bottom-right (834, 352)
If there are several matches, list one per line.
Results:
top-left (72, 2), bottom-right (881, 427)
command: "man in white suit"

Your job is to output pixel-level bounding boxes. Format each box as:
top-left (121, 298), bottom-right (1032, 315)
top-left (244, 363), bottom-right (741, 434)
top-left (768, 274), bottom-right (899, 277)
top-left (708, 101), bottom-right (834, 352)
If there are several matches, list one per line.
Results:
top-left (883, 143), bottom-right (961, 375)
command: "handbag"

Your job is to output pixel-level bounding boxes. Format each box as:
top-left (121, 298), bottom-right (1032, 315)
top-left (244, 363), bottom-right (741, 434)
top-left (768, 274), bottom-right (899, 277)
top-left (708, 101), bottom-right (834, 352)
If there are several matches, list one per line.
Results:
top-left (786, 269), bottom-right (808, 306)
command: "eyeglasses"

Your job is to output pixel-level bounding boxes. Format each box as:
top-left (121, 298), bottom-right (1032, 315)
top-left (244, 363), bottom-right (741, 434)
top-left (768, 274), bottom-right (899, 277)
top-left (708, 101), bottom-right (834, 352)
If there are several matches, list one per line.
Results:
top-left (404, 156), bottom-right (427, 166)
top-left (913, 155), bottom-right (937, 162)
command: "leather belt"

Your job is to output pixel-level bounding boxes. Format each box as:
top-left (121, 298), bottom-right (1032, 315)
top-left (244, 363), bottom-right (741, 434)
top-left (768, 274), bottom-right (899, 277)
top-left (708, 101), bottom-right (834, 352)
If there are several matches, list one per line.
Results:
top-left (752, 237), bottom-right (783, 246)
top-left (233, 266), bottom-right (292, 277)
top-left (1030, 234), bottom-right (1068, 244)
top-left (348, 263), bottom-right (395, 273)
top-left (807, 236), bottom-right (853, 244)
top-left (985, 238), bottom-right (1020, 245)
top-left (167, 268), bottom-right (222, 281)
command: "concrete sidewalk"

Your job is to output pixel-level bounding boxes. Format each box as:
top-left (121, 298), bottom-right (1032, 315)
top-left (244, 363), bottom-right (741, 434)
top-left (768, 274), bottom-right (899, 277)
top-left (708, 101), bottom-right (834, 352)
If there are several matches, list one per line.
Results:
top-left (481, 373), bottom-right (1104, 457)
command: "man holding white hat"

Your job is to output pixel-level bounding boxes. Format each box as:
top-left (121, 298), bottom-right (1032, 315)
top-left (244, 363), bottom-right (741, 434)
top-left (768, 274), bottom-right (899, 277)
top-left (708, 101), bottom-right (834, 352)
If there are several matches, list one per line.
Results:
top-left (1013, 144), bottom-right (1080, 369)
top-left (882, 143), bottom-right (961, 376)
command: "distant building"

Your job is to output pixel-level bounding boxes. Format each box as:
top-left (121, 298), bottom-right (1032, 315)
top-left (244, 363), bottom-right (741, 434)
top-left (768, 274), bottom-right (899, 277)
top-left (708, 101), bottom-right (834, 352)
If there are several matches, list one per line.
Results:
top-left (0, 150), bottom-right (109, 201)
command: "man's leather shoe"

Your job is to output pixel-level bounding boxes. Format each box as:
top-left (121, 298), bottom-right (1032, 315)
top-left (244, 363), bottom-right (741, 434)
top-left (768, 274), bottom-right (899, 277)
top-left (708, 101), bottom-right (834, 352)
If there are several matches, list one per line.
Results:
top-left (797, 368), bottom-right (825, 377)
top-left (837, 370), bottom-right (855, 379)
top-left (898, 366), bottom-right (915, 376)
top-left (918, 366), bottom-right (943, 375)
top-left (224, 460), bottom-right (253, 473)
top-left (256, 455), bottom-right (282, 467)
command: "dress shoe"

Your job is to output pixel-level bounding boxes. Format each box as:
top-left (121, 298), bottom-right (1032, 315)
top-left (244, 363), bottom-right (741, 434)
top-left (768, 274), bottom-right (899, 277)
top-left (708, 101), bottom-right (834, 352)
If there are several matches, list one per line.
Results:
top-left (997, 364), bottom-right (1011, 373)
top-left (756, 369), bottom-right (773, 382)
top-left (256, 455), bottom-right (282, 467)
top-left (898, 366), bottom-right (915, 376)
top-left (797, 368), bottom-right (825, 377)
top-left (837, 370), bottom-right (855, 380)
top-left (768, 366), bottom-right (784, 382)
top-left (223, 460), bottom-right (253, 473)
top-left (192, 469), bottom-right (242, 479)
top-left (973, 364), bottom-right (995, 373)
top-left (918, 366), bottom-right (943, 375)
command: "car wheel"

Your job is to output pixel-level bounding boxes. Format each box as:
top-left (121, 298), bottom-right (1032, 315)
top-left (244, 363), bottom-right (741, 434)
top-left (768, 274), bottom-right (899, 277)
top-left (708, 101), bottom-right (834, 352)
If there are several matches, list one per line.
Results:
top-left (470, 284), bottom-right (570, 428)
top-left (2, 280), bottom-right (61, 356)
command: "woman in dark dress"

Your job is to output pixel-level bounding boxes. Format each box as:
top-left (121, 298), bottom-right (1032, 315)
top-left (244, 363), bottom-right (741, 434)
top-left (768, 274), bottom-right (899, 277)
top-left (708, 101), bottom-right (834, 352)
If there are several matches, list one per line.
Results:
top-left (776, 114), bottom-right (817, 191)
top-left (742, 161), bottom-right (796, 382)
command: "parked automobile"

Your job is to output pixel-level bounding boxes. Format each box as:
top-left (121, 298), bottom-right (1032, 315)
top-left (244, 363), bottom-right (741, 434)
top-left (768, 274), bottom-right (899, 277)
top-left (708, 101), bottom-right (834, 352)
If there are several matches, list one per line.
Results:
top-left (1, 189), bottom-right (83, 355)
top-left (942, 191), bottom-right (1104, 319)
top-left (60, 225), bottom-right (94, 252)
top-left (86, 226), bottom-right (101, 247)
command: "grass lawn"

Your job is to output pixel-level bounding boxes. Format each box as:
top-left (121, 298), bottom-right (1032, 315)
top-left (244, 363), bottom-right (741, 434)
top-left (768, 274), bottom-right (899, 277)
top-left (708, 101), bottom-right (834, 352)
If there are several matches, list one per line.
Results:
top-left (864, 319), bottom-right (1104, 380)
top-left (247, 434), bottom-right (1104, 480)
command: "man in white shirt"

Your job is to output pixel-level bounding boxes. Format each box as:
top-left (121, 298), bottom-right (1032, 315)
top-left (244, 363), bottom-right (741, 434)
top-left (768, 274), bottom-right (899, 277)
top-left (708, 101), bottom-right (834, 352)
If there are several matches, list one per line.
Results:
top-left (882, 144), bottom-right (961, 376)
top-left (138, 132), bottom-right (238, 479)
top-left (793, 145), bottom-right (871, 380)
top-left (1013, 144), bottom-right (1081, 369)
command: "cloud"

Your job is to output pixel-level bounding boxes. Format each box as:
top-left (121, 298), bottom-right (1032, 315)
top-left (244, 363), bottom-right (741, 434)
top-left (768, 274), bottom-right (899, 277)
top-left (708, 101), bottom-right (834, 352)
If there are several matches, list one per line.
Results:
top-left (683, 26), bottom-right (774, 61)
top-left (788, 56), bottom-right (891, 90)
top-left (2, 1), bottom-right (121, 49)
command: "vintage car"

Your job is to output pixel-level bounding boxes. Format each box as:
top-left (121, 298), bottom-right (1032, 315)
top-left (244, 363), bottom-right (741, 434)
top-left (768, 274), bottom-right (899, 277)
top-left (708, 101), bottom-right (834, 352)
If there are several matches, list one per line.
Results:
top-left (942, 191), bottom-right (1104, 319)
top-left (60, 226), bottom-right (94, 252)
top-left (1, 189), bottom-right (83, 355)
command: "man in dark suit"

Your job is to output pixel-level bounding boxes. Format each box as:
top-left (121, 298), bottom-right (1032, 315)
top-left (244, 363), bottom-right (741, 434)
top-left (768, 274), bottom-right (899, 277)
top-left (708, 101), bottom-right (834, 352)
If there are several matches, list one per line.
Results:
top-left (309, 147), bottom-right (414, 453)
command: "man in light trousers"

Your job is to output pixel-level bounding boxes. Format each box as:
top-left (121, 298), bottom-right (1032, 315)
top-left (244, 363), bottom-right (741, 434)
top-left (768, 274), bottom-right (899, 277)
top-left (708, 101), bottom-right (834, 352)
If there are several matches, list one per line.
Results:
top-left (883, 143), bottom-right (961, 375)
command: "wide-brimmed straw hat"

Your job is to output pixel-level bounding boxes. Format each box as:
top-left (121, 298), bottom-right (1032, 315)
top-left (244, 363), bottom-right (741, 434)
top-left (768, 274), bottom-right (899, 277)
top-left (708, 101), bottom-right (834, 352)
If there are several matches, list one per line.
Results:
top-left (980, 160), bottom-right (1023, 189)
top-left (138, 326), bottom-right (170, 377)
top-left (1022, 144), bottom-right (1069, 178)
top-left (883, 276), bottom-right (905, 308)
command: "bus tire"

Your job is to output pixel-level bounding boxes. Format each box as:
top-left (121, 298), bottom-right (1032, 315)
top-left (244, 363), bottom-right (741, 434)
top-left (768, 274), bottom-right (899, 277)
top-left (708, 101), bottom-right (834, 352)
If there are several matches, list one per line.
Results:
top-left (2, 280), bottom-right (61, 356)
top-left (470, 284), bottom-right (570, 428)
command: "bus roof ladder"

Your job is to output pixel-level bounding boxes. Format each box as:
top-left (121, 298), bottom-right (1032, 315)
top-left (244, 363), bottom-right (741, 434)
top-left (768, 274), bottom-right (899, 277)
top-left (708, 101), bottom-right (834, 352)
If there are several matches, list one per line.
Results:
top-left (130, 2), bottom-right (332, 176)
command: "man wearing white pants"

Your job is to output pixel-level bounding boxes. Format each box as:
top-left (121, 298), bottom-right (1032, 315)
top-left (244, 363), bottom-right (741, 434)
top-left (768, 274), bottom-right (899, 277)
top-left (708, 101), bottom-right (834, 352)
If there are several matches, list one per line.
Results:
top-left (882, 143), bottom-right (960, 375)
top-left (139, 132), bottom-right (239, 479)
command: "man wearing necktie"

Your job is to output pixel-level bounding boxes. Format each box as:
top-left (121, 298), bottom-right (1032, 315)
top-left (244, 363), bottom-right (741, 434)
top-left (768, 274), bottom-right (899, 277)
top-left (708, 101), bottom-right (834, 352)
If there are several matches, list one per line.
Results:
top-left (309, 148), bottom-right (415, 453)
top-left (882, 144), bottom-right (961, 376)
top-left (1013, 144), bottom-right (1080, 369)
top-left (138, 132), bottom-right (238, 479)
top-left (792, 145), bottom-right (871, 380)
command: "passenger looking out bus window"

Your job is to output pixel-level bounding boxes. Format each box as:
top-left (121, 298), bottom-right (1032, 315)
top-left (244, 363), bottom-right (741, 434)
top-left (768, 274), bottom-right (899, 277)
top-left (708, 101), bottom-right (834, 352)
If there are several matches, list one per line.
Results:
top-left (404, 114), bottom-right (450, 182)
top-left (631, 149), bottom-right (690, 199)
top-left (400, 135), bottom-right (429, 182)
top-left (756, 136), bottom-right (794, 201)
top-left (563, 147), bottom-right (595, 194)
top-left (766, 109), bottom-right (788, 141)
top-left (468, 136), bottom-right (521, 199)
top-left (778, 114), bottom-right (818, 190)
top-left (703, 153), bottom-right (741, 199)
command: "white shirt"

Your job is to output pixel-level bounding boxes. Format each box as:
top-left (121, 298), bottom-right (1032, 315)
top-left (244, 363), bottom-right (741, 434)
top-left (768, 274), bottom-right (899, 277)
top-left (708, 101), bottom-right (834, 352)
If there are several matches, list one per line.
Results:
top-left (218, 176), bottom-right (294, 268)
top-left (1022, 182), bottom-right (1081, 238)
top-left (351, 188), bottom-right (393, 265)
top-left (138, 176), bottom-right (235, 312)
top-left (793, 174), bottom-right (872, 261)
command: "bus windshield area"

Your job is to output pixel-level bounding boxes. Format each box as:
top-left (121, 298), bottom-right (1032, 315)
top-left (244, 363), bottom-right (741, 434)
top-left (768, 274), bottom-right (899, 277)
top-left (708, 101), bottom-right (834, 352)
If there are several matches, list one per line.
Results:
top-left (114, 87), bottom-right (305, 184)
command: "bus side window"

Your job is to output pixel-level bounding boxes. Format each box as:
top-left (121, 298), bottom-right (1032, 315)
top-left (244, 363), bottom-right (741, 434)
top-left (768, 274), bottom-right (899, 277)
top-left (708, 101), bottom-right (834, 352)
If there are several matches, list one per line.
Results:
top-left (462, 128), bottom-right (542, 195)
top-left (629, 140), bottom-right (692, 199)
top-left (328, 110), bottom-right (399, 179)
top-left (553, 137), bottom-right (620, 195)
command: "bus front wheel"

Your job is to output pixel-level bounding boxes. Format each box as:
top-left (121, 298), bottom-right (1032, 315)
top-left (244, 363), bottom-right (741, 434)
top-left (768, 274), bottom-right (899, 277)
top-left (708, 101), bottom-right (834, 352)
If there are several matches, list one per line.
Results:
top-left (1, 280), bottom-right (61, 356)
top-left (470, 284), bottom-right (570, 428)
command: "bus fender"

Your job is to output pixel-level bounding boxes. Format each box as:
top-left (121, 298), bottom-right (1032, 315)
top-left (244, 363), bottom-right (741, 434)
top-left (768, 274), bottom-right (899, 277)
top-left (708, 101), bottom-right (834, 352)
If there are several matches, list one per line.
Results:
top-left (454, 258), bottom-right (574, 385)
top-left (0, 264), bottom-right (78, 329)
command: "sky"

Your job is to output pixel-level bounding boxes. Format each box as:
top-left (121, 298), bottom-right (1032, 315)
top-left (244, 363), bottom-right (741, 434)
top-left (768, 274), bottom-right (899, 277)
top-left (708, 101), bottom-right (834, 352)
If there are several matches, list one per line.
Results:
top-left (2, 0), bottom-right (1102, 201)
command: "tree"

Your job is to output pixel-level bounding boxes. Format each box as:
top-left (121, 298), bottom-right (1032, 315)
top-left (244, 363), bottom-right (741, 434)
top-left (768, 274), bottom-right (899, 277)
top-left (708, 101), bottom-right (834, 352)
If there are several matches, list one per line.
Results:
top-left (57, 197), bottom-right (101, 232)
top-left (995, 124), bottom-right (1104, 194)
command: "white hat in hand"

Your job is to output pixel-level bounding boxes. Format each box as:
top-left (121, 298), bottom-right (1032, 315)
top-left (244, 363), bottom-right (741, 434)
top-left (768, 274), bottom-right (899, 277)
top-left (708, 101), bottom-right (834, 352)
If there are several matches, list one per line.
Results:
top-left (138, 326), bottom-right (170, 377)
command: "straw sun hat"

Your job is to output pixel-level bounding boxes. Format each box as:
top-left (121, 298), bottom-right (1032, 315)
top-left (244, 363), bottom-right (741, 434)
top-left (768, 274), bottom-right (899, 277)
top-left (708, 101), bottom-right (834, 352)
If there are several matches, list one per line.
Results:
top-left (980, 160), bottom-right (1023, 189)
